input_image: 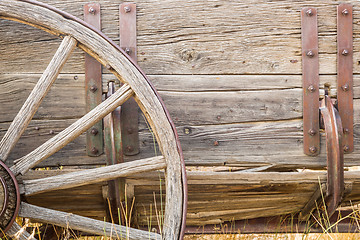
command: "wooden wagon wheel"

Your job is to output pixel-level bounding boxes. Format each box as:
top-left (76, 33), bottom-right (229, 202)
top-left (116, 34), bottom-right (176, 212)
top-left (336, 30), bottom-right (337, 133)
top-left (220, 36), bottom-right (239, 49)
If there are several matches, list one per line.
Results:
top-left (0, 0), bottom-right (187, 239)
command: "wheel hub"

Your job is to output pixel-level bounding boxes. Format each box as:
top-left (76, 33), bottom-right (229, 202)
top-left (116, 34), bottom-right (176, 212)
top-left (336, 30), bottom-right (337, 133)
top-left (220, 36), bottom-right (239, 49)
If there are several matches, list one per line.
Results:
top-left (0, 161), bottom-right (20, 233)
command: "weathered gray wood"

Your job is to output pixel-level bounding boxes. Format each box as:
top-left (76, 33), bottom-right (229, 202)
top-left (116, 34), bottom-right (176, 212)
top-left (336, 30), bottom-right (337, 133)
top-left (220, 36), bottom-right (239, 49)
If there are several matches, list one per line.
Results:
top-left (0, 36), bottom-right (77, 161)
top-left (19, 202), bottom-right (161, 240)
top-left (1, 1), bottom-right (360, 75)
top-left (7, 222), bottom-right (36, 240)
top-left (24, 156), bottom-right (165, 196)
top-left (10, 84), bottom-right (133, 175)
top-left (1, 2), bottom-right (185, 238)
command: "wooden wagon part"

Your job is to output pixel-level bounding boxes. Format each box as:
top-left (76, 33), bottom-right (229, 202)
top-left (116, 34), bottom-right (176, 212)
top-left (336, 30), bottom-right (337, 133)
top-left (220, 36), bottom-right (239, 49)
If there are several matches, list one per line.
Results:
top-left (0, 0), bottom-right (187, 239)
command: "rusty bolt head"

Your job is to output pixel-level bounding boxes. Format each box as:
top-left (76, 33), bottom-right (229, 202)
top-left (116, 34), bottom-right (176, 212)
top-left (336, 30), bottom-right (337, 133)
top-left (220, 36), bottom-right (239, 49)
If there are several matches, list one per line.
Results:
top-left (309, 146), bottom-right (317, 154)
top-left (342, 9), bottom-right (349, 16)
top-left (49, 130), bottom-right (55, 135)
top-left (306, 9), bottom-right (313, 16)
top-left (308, 85), bottom-right (316, 93)
top-left (344, 145), bottom-right (350, 152)
top-left (124, 47), bottom-right (131, 55)
top-left (91, 147), bottom-right (99, 155)
top-left (308, 129), bottom-right (317, 136)
top-left (90, 85), bottom-right (98, 93)
top-left (306, 50), bottom-right (315, 58)
top-left (90, 128), bottom-right (98, 135)
top-left (89, 7), bottom-right (96, 14)
top-left (213, 140), bottom-right (219, 146)
top-left (344, 128), bottom-right (350, 134)
top-left (124, 6), bottom-right (131, 13)
top-left (341, 84), bottom-right (349, 92)
top-left (126, 146), bottom-right (134, 152)
top-left (342, 49), bottom-right (349, 56)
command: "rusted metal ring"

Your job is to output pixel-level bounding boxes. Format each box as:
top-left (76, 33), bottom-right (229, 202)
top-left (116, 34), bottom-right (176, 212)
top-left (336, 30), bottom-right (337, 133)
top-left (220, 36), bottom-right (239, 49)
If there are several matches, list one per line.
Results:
top-left (0, 160), bottom-right (21, 234)
top-left (0, 176), bottom-right (9, 219)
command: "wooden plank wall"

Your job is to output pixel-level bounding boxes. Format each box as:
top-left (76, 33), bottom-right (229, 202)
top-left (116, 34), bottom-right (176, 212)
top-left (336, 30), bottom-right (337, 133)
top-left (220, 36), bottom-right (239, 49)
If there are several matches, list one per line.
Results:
top-left (2, 0), bottom-right (360, 170)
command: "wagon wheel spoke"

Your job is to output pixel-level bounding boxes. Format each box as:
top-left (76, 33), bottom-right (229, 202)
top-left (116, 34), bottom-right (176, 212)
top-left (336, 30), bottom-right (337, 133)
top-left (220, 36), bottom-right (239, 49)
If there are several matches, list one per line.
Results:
top-left (10, 84), bottom-right (134, 175)
top-left (23, 156), bottom-right (166, 196)
top-left (19, 202), bottom-right (161, 240)
top-left (0, 36), bottom-right (77, 161)
top-left (7, 222), bottom-right (36, 240)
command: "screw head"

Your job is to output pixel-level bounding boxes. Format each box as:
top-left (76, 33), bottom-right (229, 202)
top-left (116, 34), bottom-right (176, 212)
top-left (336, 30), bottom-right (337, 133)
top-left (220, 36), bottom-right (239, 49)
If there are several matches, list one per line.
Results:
top-left (308, 129), bottom-right (317, 136)
top-left (306, 9), bottom-right (313, 16)
top-left (308, 85), bottom-right (316, 93)
top-left (90, 128), bottom-right (98, 135)
top-left (88, 7), bottom-right (96, 14)
top-left (126, 145), bottom-right (134, 152)
top-left (124, 47), bottom-right (131, 55)
top-left (49, 130), bottom-right (55, 135)
top-left (344, 128), bottom-right (350, 134)
top-left (342, 49), bottom-right (349, 56)
top-left (90, 85), bottom-right (98, 93)
top-left (309, 146), bottom-right (317, 154)
top-left (124, 6), bottom-right (131, 13)
top-left (342, 9), bottom-right (349, 16)
top-left (105, 64), bottom-right (112, 70)
top-left (344, 145), bottom-right (350, 152)
top-left (91, 147), bottom-right (99, 155)
top-left (306, 50), bottom-right (315, 58)
top-left (35, 126), bottom-right (40, 130)
top-left (341, 83), bottom-right (349, 92)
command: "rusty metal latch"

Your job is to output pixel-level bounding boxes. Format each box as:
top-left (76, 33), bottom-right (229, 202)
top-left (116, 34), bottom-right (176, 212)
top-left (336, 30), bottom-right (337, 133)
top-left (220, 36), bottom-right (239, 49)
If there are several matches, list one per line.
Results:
top-left (301, 4), bottom-right (352, 217)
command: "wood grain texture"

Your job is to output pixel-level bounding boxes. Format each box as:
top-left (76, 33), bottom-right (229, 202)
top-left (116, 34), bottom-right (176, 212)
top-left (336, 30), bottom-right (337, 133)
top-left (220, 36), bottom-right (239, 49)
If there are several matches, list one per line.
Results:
top-left (1, 0), bottom-right (360, 75)
top-left (0, 36), bottom-right (77, 161)
top-left (10, 84), bottom-right (133, 175)
top-left (24, 156), bottom-right (165, 195)
top-left (19, 202), bottom-right (161, 240)
top-left (7, 222), bottom-right (36, 240)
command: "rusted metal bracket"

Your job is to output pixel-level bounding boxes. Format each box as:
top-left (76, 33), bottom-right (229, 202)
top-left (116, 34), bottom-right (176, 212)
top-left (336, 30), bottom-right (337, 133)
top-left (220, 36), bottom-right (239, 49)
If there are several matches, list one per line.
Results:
top-left (320, 93), bottom-right (344, 217)
top-left (103, 82), bottom-right (124, 224)
top-left (119, 3), bottom-right (139, 156)
top-left (337, 3), bottom-right (353, 153)
top-left (301, 7), bottom-right (320, 156)
top-left (84, 3), bottom-right (104, 156)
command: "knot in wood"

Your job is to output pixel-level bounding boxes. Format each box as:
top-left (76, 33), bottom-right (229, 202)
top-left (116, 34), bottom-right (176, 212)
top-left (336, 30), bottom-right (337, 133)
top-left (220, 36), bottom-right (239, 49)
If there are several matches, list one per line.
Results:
top-left (180, 49), bottom-right (199, 62)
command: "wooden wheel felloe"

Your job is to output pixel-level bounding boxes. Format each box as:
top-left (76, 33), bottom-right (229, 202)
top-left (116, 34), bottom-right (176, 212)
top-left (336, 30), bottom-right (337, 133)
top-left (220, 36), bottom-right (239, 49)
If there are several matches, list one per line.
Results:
top-left (0, 0), bottom-right (187, 239)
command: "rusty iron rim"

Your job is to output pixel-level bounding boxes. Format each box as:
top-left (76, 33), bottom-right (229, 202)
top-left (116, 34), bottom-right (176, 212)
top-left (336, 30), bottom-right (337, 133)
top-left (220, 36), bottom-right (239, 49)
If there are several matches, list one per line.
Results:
top-left (0, 176), bottom-right (9, 219)
top-left (0, 160), bottom-right (20, 234)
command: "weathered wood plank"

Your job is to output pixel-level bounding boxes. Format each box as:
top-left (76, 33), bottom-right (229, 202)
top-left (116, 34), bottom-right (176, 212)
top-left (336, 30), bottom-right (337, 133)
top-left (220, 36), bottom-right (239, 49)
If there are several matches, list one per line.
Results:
top-left (24, 156), bottom-right (166, 195)
top-left (19, 202), bottom-right (161, 240)
top-left (2, 0), bottom-right (360, 74)
top-left (0, 36), bottom-right (77, 161)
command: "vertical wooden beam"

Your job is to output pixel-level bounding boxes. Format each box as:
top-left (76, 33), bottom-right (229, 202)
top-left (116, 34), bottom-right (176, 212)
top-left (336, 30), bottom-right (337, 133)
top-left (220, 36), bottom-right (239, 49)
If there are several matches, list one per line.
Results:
top-left (337, 3), bottom-right (353, 153)
top-left (119, 3), bottom-right (139, 156)
top-left (301, 7), bottom-right (320, 156)
top-left (84, 3), bottom-right (103, 156)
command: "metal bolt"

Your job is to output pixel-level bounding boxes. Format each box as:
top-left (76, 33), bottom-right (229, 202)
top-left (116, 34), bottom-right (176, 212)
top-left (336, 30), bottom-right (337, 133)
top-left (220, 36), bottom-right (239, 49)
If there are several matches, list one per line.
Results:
top-left (184, 128), bottom-right (191, 135)
top-left (308, 129), bottom-right (316, 136)
top-left (90, 85), bottom-right (98, 92)
top-left (344, 128), bottom-right (350, 134)
top-left (217, 115), bottom-right (221, 120)
top-left (306, 9), bottom-right (313, 16)
top-left (342, 9), bottom-right (349, 16)
top-left (74, 75), bottom-right (78, 80)
top-left (342, 49), bottom-right (349, 56)
top-left (35, 126), bottom-right (40, 130)
top-left (213, 140), bottom-right (219, 146)
top-left (306, 50), bottom-right (315, 58)
top-left (90, 128), bottom-right (98, 135)
top-left (126, 146), bottom-right (134, 152)
top-left (309, 146), bottom-right (317, 154)
top-left (124, 47), bottom-right (131, 55)
top-left (308, 85), bottom-right (316, 93)
top-left (124, 6), bottom-right (131, 13)
top-left (91, 147), bottom-right (99, 155)
top-left (49, 130), bottom-right (55, 135)
top-left (106, 64), bottom-right (112, 70)
top-left (89, 7), bottom-right (96, 14)
top-left (344, 145), bottom-right (350, 152)
top-left (341, 83), bottom-right (349, 92)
